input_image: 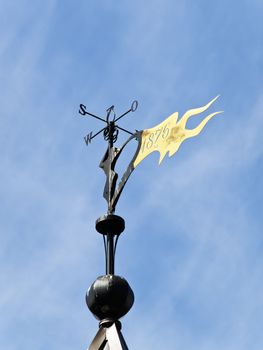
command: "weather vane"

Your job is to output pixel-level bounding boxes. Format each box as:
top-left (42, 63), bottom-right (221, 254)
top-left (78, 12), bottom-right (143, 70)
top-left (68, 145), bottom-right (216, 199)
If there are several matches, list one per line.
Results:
top-left (79, 97), bottom-right (222, 349)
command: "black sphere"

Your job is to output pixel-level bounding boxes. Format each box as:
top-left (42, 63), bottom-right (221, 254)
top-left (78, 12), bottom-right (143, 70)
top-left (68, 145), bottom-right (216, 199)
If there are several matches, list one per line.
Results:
top-left (86, 275), bottom-right (134, 321)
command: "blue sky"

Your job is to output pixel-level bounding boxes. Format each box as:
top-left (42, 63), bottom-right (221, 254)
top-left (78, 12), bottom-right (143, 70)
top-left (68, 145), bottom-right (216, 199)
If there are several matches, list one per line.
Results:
top-left (1, 0), bottom-right (263, 349)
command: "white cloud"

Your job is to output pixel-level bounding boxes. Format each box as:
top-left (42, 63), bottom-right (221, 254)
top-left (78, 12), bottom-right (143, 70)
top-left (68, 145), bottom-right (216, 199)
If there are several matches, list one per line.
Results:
top-left (1, 1), bottom-right (263, 349)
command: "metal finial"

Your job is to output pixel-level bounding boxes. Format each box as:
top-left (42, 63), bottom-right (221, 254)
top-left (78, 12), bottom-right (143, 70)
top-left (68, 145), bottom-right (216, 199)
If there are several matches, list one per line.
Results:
top-left (79, 96), bottom-right (222, 350)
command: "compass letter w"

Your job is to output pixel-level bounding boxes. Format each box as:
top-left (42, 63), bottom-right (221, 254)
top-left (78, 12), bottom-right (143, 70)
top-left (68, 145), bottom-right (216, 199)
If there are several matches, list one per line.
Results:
top-left (84, 132), bottom-right (93, 146)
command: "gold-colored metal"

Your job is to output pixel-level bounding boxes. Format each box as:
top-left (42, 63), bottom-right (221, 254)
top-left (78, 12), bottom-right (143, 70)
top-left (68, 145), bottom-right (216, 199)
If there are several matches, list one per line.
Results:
top-left (133, 96), bottom-right (223, 168)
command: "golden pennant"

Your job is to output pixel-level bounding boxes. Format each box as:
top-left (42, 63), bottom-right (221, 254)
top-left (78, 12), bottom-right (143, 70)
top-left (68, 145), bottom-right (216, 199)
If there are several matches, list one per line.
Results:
top-left (133, 96), bottom-right (223, 168)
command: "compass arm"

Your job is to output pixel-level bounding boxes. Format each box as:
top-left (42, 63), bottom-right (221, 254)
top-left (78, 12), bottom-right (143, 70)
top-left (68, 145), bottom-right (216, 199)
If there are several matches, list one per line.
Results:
top-left (79, 104), bottom-right (107, 123)
top-left (114, 100), bottom-right (138, 123)
top-left (92, 127), bottom-right (107, 139)
top-left (114, 108), bottom-right (132, 123)
top-left (116, 125), bottom-right (135, 136)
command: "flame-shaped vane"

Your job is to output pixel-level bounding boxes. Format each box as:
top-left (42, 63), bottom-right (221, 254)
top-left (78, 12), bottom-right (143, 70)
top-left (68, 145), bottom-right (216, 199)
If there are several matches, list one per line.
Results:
top-left (94, 96), bottom-right (222, 213)
top-left (133, 96), bottom-right (223, 168)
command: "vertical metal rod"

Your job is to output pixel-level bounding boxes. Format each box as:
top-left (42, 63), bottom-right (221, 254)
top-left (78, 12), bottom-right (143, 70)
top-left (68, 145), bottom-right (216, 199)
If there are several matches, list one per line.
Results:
top-left (107, 121), bottom-right (114, 214)
top-left (105, 119), bottom-right (116, 274)
top-left (106, 234), bottom-right (115, 275)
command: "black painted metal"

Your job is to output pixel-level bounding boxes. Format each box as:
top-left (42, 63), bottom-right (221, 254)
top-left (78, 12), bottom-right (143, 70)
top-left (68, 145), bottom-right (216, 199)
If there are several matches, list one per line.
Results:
top-left (86, 275), bottom-right (134, 321)
top-left (86, 186), bottom-right (134, 349)
top-left (95, 214), bottom-right (125, 276)
top-left (89, 322), bottom-right (129, 350)
top-left (107, 234), bottom-right (115, 275)
top-left (96, 215), bottom-right (125, 235)
top-left (79, 101), bottom-right (139, 349)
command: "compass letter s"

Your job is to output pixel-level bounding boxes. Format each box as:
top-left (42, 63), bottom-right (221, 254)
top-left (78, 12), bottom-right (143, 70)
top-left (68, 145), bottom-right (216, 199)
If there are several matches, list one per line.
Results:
top-left (79, 104), bottom-right (87, 115)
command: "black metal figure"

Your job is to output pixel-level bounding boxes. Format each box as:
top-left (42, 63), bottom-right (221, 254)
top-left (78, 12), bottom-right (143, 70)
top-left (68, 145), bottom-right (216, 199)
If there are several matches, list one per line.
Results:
top-left (79, 101), bottom-right (139, 350)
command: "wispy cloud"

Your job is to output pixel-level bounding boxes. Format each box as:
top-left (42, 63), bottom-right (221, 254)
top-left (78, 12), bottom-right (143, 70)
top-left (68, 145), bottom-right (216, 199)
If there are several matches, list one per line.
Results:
top-left (1, 1), bottom-right (263, 349)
